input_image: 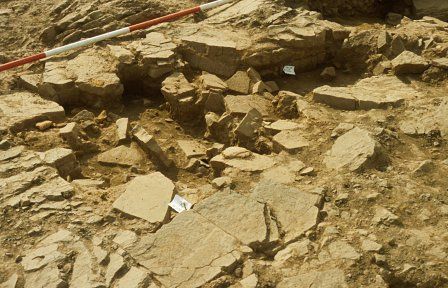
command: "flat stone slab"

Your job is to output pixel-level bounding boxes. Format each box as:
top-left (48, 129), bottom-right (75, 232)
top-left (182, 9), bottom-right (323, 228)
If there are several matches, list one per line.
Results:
top-left (391, 50), bottom-right (429, 75)
top-left (265, 120), bottom-right (300, 134)
top-left (113, 172), bottom-right (175, 223)
top-left (115, 267), bottom-right (150, 288)
top-left (177, 140), bottom-right (207, 158)
top-left (225, 95), bottom-right (271, 116)
top-left (252, 181), bottom-right (320, 242)
top-left (210, 147), bottom-right (275, 174)
top-left (313, 76), bottom-right (420, 110)
top-left (194, 191), bottom-right (269, 247)
top-left (323, 127), bottom-right (388, 172)
top-left (126, 211), bottom-right (243, 288)
top-left (0, 92), bottom-right (65, 133)
top-left (39, 49), bottom-right (123, 106)
top-left (273, 130), bottom-right (309, 154)
top-left (97, 145), bottom-right (144, 167)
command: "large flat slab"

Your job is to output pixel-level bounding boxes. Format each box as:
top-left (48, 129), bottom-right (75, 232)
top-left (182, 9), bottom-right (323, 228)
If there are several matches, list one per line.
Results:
top-left (113, 172), bottom-right (175, 223)
top-left (313, 76), bottom-right (421, 110)
top-left (0, 92), bottom-right (65, 133)
top-left (126, 211), bottom-right (243, 288)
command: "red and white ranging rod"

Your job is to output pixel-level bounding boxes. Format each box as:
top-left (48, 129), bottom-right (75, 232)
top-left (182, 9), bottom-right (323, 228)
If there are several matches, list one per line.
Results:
top-left (0, 0), bottom-right (233, 73)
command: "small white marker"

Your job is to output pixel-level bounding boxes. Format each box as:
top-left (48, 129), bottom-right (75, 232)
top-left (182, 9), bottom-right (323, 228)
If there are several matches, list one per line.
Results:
top-left (283, 65), bottom-right (296, 75)
top-left (169, 195), bottom-right (193, 213)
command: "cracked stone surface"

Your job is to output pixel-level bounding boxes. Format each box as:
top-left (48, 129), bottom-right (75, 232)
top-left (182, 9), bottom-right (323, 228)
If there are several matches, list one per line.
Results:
top-left (126, 210), bottom-right (244, 288)
top-left (194, 190), bottom-right (269, 248)
top-left (252, 181), bottom-right (320, 242)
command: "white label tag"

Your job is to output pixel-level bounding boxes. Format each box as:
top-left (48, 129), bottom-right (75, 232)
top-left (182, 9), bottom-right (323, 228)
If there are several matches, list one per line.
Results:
top-left (169, 195), bottom-right (193, 213)
top-left (283, 65), bottom-right (296, 75)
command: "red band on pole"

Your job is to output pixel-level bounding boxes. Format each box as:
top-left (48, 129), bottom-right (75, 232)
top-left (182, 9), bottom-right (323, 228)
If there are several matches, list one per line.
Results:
top-left (129, 6), bottom-right (201, 32)
top-left (0, 53), bottom-right (46, 72)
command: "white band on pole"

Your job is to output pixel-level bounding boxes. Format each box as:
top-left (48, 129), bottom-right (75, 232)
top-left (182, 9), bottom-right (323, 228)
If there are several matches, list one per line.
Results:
top-left (200, 0), bottom-right (233, 11)
top-left (45, 28), bottom-right (131, 57)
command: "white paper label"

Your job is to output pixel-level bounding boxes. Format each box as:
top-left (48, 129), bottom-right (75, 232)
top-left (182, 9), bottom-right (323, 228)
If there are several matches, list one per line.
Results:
top-left (169, 195), bottom-right (193, 213)
top-left (283, 65), bottom-right (296, 75)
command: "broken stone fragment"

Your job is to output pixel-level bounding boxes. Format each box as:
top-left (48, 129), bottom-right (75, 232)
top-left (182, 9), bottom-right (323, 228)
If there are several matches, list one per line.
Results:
top-left (225, 95), bottom-right (271, 117)
top-left (260, 160), bottom-right (306, 185)
top-left (195, 191), bottom-right (270, 248)
top-left (105, 253), bottom-right (126, 287)
top-left (97, 145), bottom-right (144, 167)
top-left (252, 181), bottom-right (320, 242)
top-left (313, 76), bottom-right (417, 110)
top-left (130, 32), bottom-right (178, 79)
top-left (199, 73), bottom-right (228, 91)
top-left (71, 110), bottom-right (95, 123)
top-left (320, 66), bottom-right (336, 81)
top-left (108, 45), bottom-right (134, 65)
top-left (273, 130), bottom-right (309, 154)
top-left (93, 245), bottom-right (109, 266)
top-left (328, 240), bottom-right (361, 260)
top-left (126, 210), bottom-right (243, 288)
top-left (71, 242), bottom-right (101, 288)
top-left (0, 274), bottom-right (18, 288)
top-left (115, 267), bottom-right (150, 288)
top-left (180, 30), bottom-right (240, 77)
top-left (113, 172), bottom-right (175, 223)
top-left (391, 51), bottom-right (430, 75)
top-left (210, 147), bottom-right (275, 174)
top-left (39, 229), bottom-right (75, 246)
top-left (274, 239), bottom-right (310, 266)
top-left (177, 140), bottom-right (207, 159)
top-left (252, 81), bottom-right (270, 94)
top-left (39, 49), bottom-right (124, 107)
top-left (265, 120), bottom-right (300, 134)
top-left (115, 118), bottom-right (129, 144)
top-left (212, 176), bottom-right (233, 189)
top-left (362, 239), bottom-right (383, 252)
top-left (372, 207), bottom-right (400, 225)
top-left (323, 127), bottom-right (388, 172)
top-left (113, 230), bottom-right (138, 249)
top-left (35, 120), bottom-right (53, 131)
top-left (132, 125), bottom-right (172, 167)
top-left (206, 143), bottom-right (225, 159)
top-left (0, 92), bottom-right (65, 133)
top-left (24, 265), bottom-right (66, 288)
top-left (19, 74), bottom-right (41, 93)
top-left (412, 160), bottom-right (435, 175)
top-left (59, 122), bottom-right (97, 153)
top-left (21, 244), bottom-right (64, 272)
top-left (41, 147), bottom-right (80, 178)
top-left (0, 145), bottom-right (25, 161)
top-left (161, 72), bottom-right (200, 121)
top-left (234, 108), bottom-right (263, 140)
top-left (247, 67), bottom-right (262, 84)
top-left (331, 123), bottom-right (355, 138)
